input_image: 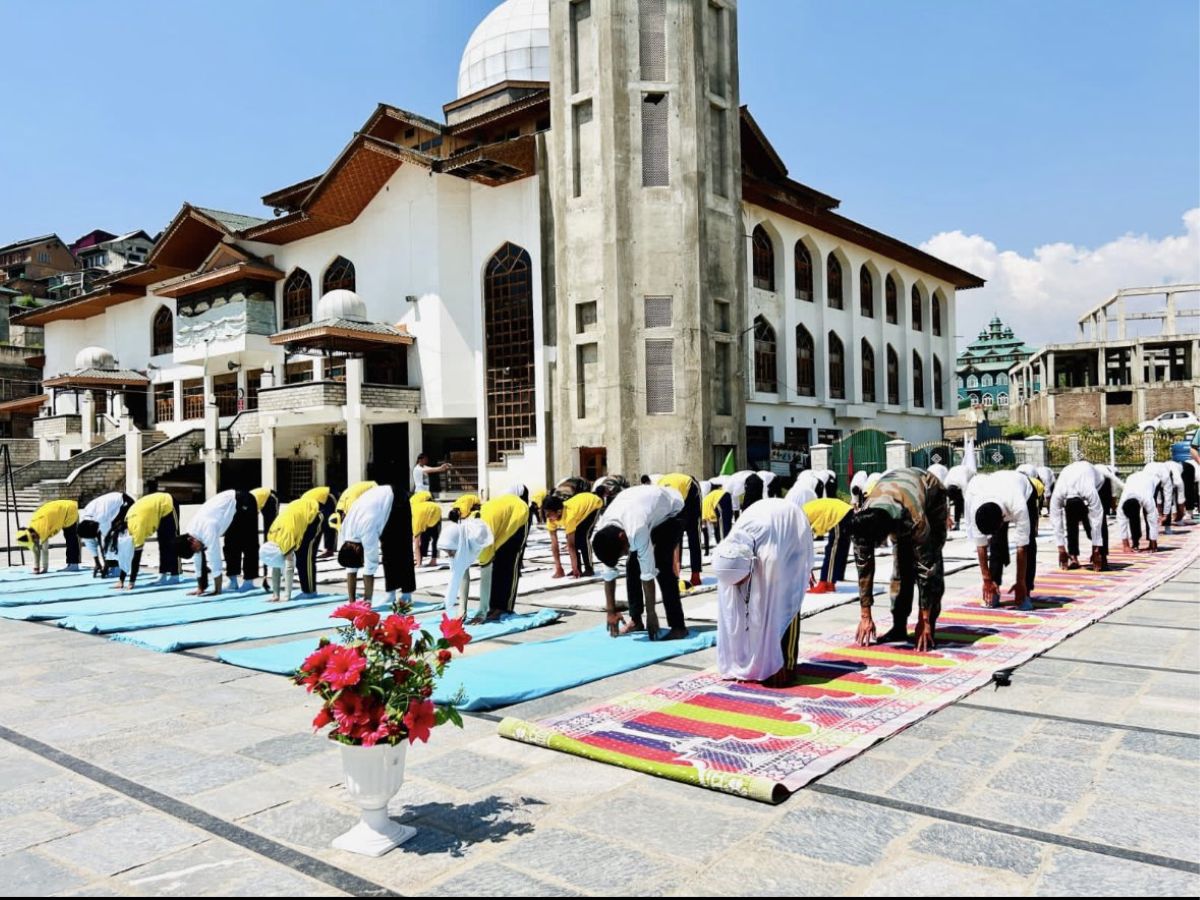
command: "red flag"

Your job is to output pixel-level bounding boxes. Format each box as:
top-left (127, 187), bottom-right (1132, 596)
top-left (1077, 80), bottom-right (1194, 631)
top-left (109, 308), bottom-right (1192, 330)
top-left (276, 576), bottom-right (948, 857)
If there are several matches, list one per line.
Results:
top-left (847, 446), bottom-right (855, 483)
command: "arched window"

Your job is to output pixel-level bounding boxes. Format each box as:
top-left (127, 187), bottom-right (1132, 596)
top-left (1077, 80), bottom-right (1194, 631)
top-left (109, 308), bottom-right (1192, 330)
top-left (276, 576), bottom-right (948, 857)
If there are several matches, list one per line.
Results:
top-left (911, 285), bottom-right (923, 331)
top-left (932, 293), bottom-right (943, 336)
top-left (966, 374), bottom-right (979, 389)
top-left (913, 351), bottom-right (925, 408)
top-left (751, 225), bottom-right (775, 292)
top-left (796, 325), bottom-right (815, 397)
top-left (981, 373), bottom-right (993, 388)
top-left (996, 372), bottom-right (1009, 386)
top-left (753, 315), bottom-right (777, 393)
top-left (827, 254), bottom-right (843, 309)
top-left (322, 256), bottom-right (356, 294)
top-left (828, 331), bottom-right (845, 399)
top-left (151, 306), bottom-right (173, 356)
top-left (934, 355), bottom-right (944, 409)
top-left (983, 393), bottom-right (994, 407)
top-left (861, 338), bottom-right (876, 403)
top-left (484, 242), bottom-right (536, 462)
top-left (969, 393), bottom-right (980, 407)
top-left (860, 266), bottom-right (874, 318)
top-left (794, 241), bottom-right (813, 301)
top-left (887, 344), bottom-right (900, 405)
top-left (998, 392), bottom-right (1009, 407)
top-left (885, 274), bottom-right (898, 323)
top-left (282, 269), bottom-right (312, 330)
top-left (958, 376), bottom-right (966, 389)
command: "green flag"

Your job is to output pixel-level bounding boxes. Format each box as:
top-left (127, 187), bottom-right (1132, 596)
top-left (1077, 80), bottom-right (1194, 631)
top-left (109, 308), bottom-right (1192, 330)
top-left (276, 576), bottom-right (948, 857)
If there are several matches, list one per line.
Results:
top-left (719, 449), bottom-right (736, 476)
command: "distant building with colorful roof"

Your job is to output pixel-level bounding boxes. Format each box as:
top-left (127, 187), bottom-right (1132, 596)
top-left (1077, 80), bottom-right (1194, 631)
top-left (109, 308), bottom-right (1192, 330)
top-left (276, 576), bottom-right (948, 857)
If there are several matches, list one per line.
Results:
top-left (957, 316), bottom-right (1037, 410)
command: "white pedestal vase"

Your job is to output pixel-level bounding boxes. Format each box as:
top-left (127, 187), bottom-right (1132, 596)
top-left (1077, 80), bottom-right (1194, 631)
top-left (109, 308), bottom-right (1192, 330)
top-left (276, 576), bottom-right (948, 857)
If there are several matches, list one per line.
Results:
top-left (332, 743), bottom-right (415, 857)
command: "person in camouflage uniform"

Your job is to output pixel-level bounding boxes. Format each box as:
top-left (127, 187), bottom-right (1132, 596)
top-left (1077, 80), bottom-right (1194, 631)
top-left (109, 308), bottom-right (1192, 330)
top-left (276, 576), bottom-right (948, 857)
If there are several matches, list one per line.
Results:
top-left (848, 467), bottom-right (947, 652)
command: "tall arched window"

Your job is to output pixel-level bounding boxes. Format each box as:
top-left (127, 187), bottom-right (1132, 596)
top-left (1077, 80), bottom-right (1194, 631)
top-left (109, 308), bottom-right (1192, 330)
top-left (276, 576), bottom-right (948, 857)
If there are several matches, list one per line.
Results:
top-left (998, 392), bottom-right (1009, 407)
top-left (887, 344), bottom-right (900, 405)
top-left (861, 338), bottom-right (876, 403)
top-left (885, 274), bottom-right (898, 323)
top-left (484, 242), bottom-right (536, 463)
top-left (751, 225), bottom-right (775, 291)
top-left (323, 256), bottom-right (356, 294)
top-left (794, 241), bottom-right (813, 301)
top-left (796, 325), bottom-right (815, 397)
top-left (859, 266), bottom-right (874, 318)
top-left (981, 373), bottom-right (994, 388)
top-left (827, 254), bottom-right (843, 309)
top-left (934, 355), bottom-right (944, 409)
top-left (828, 331), bottom-right (845, 399)
top-left (996, 372), bottom-right (1009, 385)
top-left (913, 351), bottom-right (925, 408)
top-left (151, 306), bottom-right (173, 356)
top-left (911, 285), bottom-right (923, 332)
top-left (282, 269), bottom-right (313, 329)
top-left (966, 374), bottom-right (979, 389)
top-left (932, 293), bottom-right (943, 336)
top-left (753, 315), bottom-right (777, 393)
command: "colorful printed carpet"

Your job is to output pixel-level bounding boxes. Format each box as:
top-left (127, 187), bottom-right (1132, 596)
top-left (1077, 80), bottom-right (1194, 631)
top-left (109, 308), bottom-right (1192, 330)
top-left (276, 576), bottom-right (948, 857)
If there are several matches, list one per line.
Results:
top-left (500, 525), bottom-right (1200, 803)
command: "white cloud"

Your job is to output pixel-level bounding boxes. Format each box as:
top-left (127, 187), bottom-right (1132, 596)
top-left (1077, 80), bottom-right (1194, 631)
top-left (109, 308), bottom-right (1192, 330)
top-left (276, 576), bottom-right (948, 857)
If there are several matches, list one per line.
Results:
top-left (922, 209), bottom-right (1200, 347)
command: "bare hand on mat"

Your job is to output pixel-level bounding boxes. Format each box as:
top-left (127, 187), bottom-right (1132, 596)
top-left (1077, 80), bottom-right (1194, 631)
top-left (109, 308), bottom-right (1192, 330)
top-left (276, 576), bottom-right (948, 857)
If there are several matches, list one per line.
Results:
top-left (855, 610), bottom-right (876, 646)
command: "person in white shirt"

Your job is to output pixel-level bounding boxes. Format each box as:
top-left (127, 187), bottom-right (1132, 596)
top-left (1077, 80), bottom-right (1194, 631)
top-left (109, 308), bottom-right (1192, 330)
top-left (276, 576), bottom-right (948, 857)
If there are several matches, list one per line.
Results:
top-left (815, 469), bottom-right (837, 499)
top-left (76, 491), bottom-right (133, 576)
top-left (591, 485), bottom-right (688, 641)
top-left (1143, 461), bottom-right (1180, 533)
top-left (177, 490), bottom-right (259, 596)
top-left (927, 463), bottom-right (950, 487)
top-left (944, 464), bottom-right (973, 530)
top-left (1166, 461), bottom-right (1187, 524)
top-left (411, 452), bottom-right (450, 494)
top-left (1035, 466), bottom-right (1056, 514)
top-left (713, 499), bottom-right (814, 686)
top-left (1117, 471), bottom-right (1160, 553)
top-left (717, 470), bottom-right (756, 513)
top-left (1051, 460), bottom-right (1108, 571)
top-left (337, 484), bottom-right (416, 605)
top-left (966, 471), bottom-right (1038, 610)
top-left (791, 469), bottom-right (822, 500)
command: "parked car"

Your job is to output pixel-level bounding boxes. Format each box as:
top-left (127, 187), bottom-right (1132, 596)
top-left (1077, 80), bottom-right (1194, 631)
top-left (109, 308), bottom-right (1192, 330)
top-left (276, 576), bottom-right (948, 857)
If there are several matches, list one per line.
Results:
top-left (1137, 411), bottom-right (1200, 433)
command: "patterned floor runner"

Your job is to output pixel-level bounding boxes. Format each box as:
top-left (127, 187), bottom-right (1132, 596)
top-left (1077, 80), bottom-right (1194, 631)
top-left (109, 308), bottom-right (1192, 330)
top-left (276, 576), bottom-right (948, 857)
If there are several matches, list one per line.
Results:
top-left (500, 525), bottom-right (1200, 803)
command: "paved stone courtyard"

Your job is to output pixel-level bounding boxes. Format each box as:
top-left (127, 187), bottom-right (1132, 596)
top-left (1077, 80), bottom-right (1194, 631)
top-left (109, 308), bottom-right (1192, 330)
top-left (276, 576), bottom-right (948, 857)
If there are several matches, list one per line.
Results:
top-left (0, 538), bottom-right (1196, 896)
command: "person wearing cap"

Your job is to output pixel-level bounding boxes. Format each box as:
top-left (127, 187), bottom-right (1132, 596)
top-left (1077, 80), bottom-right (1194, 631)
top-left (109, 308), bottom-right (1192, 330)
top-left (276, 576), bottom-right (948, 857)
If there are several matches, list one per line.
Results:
top-left (115, 492), bottom-right (180, 589)
top-left (17, 499), bottom-right (81, 574)
top-left (259, 495), bottom-right (324, 602)
top-left (411, 495), bottom-right (443, 567)
top-left (658, 472), bottom-right (704, 587)
top-left (847, 467), bottom-right (947, 651)
top-left (77, 491), bottom-right (133, 576)
top-left (1051, 460), bottom-right (1109, 571)
top-left (337, 483), bottom-right (416, 605)
top-left (591, 484), bottom-right (688, 641)
top-left (544, 490), bottom-right (604, 578)
top-left (713, 498), bottom-right (814, 687)
top-left (299, 485), bottom-right (339, 559)
top-left (1118, 470), bottom-right (1160, 554)
top-left (803, 497), bottom-right (854, 594)
top-left (448, 493), bottom-right (482, 523)
top-left (328, 480), bottom-right (378, 532)
top-left (176, 489), bottom-right (259, 597)
top-left (701, 481), bottom-right (733, 552)
top-left (440, 493), bottom-right (531, 622)
top-left (965, 470), bottom-right (1039, 610)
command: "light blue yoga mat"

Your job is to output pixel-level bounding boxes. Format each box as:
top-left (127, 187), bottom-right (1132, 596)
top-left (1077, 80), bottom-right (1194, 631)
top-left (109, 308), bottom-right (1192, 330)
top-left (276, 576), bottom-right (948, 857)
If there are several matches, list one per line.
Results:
top-left (217, 609), bottom-right (563, 674)
top-left (0, 566), bottom-right (93, 583)
top-left (0, 577), bottom-right (196, 608)
top-left (59, 591), bottom-right (340, 635)
top-left (115, 597), bottom-right (444, 653)
top-left (0, 581), bottom-right (229, 622)
top-left (433, 625), bottom-right (717, 711)
top-left (0, 570), bottom-right (122, 595)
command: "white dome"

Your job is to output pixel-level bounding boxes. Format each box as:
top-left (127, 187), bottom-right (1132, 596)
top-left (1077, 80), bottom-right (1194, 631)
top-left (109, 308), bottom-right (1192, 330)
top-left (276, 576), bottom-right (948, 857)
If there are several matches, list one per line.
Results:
top-left (75, 346), bottom-right (115, 370)
top-left (457, 0), bottom-right (550, 98)
top-left (317, 289), bottom-right (367, 323)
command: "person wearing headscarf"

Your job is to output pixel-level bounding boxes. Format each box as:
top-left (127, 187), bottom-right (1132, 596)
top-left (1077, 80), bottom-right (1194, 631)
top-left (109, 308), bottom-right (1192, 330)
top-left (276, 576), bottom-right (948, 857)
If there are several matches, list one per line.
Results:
top-left (1051, 461), bottom-right (1109, 571)
top-left (846, 468), bottom-right (948, 652)
top-left (115, 492), bottom-right (180, 589)
top-left (16, 499), bottom-right (81, 574)
top-left (849, 470), bottom-right (871, 509)
top-left (299, 485), bottom-right (339, 559)
top-left (259, 495), bottom-right (324, 602)
top-left (701, 481), bottom-right (733, 552)
top-left (77, 491), bottom-right (132, 576)
top-left (440, 492), bottom-right (531, 622)
top-left (965, 470), bottom-right (1039, 610)
top-left (713, 499), bottom-right (814, 686)
top-left (792, 469), bottom-right (822, 500)
top-left (411, 495), bottom-right (443, 567)
top-left (337, 483), bottom-right (416, 605)
top-left (803, 497), bottom-right (853, 594)
top-left (658, 473), bottom-right (704, 587)
top-left (1117, 471), bottom-right (1160, 554)
top-left (543, 490), bottom-right (604, 578)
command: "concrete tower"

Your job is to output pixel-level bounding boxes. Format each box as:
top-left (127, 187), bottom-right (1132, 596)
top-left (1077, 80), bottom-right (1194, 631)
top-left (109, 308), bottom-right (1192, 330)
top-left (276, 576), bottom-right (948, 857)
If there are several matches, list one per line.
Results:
top-left (547, 0), bottom-right (746, 480)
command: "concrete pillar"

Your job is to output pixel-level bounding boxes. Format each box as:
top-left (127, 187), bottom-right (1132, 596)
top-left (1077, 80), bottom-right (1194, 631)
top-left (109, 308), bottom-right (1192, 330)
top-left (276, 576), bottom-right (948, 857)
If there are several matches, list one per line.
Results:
top-left (344, 358), bottom-right (366, 484)
top-left (1068, 434), bottom-right (1081, 462)
top-left (1025, 435), bottom-right (1048, 469)
top-left (173, 380), bottom-right (183, 424)
top-left (203, 389), bottom-right (220, 499)
top-left (1143, 431), bottom-right (1155, 465)
top-left (810, 443), bottom-right (831, 473)
top-left (80, 391), bottom-right (95, 448)
top-left (235, 366), bottom-right (249, 412)
top-left (1117, 296), bottom-right (1126, 340)
top-left (260, 421), bottom-right (276, 490)
top-left (885, 439), bottom-right (911, 470)
top-left (125, 429), bottom-right (143, 498)
top-left (1046, 352), bottom-right (1056, 391)
top-left (407, 422), bottom-right (423, 495)
top-left (1165, 291), bottom-right (1177, 336)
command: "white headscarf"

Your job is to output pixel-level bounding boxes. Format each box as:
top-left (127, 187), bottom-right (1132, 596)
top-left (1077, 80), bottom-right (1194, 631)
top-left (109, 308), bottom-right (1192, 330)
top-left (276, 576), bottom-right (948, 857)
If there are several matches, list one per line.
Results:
top-left (442, 518), bottom-right (495, 616)
top-left (786, 484), bottom-right (818, 509)
top-left (712, 540), bottom-right (755, 585)
top-left (259, 541), bottom-right (285, 571)
top-left (927, 463), bottom-right (949, 486)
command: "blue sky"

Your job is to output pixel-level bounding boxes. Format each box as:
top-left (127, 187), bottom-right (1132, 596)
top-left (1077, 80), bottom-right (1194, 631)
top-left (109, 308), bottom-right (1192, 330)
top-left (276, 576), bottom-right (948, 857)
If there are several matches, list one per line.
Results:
top-left (2, 1), bottom-right (1197, 339)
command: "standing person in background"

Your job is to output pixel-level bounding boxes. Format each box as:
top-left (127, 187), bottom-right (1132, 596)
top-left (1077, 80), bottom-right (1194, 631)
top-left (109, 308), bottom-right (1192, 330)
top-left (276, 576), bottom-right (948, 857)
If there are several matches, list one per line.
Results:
top-left (658, 473), bottom-right (704, 587)
top-left (77, 491), bottom-right (133, 576)
top-left (16, 499), bottom-right (81, 575)
top-left (412, 452), bottom-right (451, 495)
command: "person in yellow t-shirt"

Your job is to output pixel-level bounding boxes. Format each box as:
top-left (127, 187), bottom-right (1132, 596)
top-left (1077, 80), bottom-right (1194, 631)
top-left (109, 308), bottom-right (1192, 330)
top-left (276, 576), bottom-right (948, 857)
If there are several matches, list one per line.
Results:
top-left (328, 480), bottom-right (377, 531)
top-left (701, 483), bottom-right (733, 551)
top-left (658, 473), bottom-right (703, 587)
top-left (440, 493), bottom-right (531, 622)
top-left (411, 497), bottom-right (443, 566)
top-left (447, 493), bottom-right (482, 523)
top-left (114, 492), bottom-right (180, 589)
top-left (803, 497), bottom-right (853, 594)
top-left (299, 485), bottom-right (339, 558)
top-left (258, 496), bottom-right (325, 602)
top-left (543, 491), bottom-right (604, 578)
top-left (529, 488), bottom-right (547, 524)
top-left (16, 499), bottom-right (81, 574)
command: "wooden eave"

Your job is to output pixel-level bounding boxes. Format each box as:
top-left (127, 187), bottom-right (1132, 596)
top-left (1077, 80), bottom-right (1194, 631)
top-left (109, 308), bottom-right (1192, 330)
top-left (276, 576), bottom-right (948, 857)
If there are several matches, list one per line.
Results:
top-left (10, 284), bottom-right (147, 326)
top-left (269, 323), bottom-right (415, 354)
top-left (43, 373), bottom-right (149, 390)
top-left (146, 204), bottom-right (229, 272)
top-left (155, 261), bottom-right (285, 298)
top-left (262, 176), bottom-right (321, 212)
top-left (442, 80), bottom-right (549, 117)
top-left (0, 393), bottom-right (46, 413)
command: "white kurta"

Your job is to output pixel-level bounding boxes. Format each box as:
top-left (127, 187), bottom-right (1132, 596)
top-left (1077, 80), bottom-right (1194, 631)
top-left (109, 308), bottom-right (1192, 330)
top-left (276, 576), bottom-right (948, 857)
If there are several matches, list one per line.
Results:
top-left (339, 484), bottom-right (395, 575)
top-left (1117, 472), bottom-right (1160, 543)
top-left (80, 492), bottom-right (126, 561)
top-left (715, 499), bottom-right (814, 682)
top-left (187, 490), bottom-right (239, 581)
top-left (441, 518), bottom-right (494, 617)
top-left (1051, 461), bottom-right (1105, 547)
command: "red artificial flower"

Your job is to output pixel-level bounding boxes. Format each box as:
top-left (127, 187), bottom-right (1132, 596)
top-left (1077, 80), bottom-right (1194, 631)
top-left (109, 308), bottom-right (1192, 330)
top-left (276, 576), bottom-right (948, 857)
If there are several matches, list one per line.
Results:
top-left (376, 614), bottom-right (418, 648)
top-left (332, 601), bottom-right (380, 632)
top-left (440, 614), bottom-right (472, 653)
top-left (403, 699), bottom-right (437, 744)
top-left (323, 646), bottom-right (367, 690)
top-left (437, 649), bottom-right (452, 665)
top-left (312, 707), bottom-right (333, 731)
